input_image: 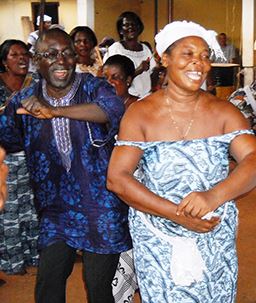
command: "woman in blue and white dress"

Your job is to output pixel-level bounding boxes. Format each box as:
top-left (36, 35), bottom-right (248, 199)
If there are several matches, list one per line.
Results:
top-left (107, 21), bottom-right (256, 303)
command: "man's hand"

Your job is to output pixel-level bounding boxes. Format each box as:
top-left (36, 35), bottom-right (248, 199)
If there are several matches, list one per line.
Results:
top-left (16, 96), bottom-right (55, 119)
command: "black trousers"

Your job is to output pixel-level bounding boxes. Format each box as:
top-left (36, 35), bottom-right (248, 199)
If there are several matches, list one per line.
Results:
top-left (35, 241), bottom-right (120, 303)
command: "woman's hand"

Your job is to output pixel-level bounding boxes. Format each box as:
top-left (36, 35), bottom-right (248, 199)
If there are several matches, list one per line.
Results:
top-left (0, 148), bottom-right (8, 211)
top-left (174, 212), bottom-right (220, 233)
top-left (16, 96), bottom-right (55, 119)
top-left (135, 57), bottom-right (150, 76)
top-left (176, 191), bottom-right (220, 219)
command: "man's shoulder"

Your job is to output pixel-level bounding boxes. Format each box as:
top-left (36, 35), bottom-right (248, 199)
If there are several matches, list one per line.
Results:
top-left (29, 30), bottom-right (39, 38)
top-left (79, 72), bottom-right (98, 88)
top-left (79, 73), bottom-right (113, 92)
top-left (225, 44), bottom-right (235, 52)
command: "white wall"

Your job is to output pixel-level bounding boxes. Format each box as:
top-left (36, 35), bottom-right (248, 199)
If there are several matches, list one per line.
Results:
top-left (0, 0), bottom-right (32, 42)
top-left (0, 0), bottom-right (78, 43)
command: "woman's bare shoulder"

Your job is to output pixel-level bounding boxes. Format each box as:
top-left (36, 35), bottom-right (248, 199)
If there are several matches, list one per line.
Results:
top-left (118, 91), bottom-right (164, 141)
top-left (203, 92), bottom-right (250, 130)
top-left (126, 90), bottom-right (161, 116)
top-left (204, 92), bottom-right (242, 114)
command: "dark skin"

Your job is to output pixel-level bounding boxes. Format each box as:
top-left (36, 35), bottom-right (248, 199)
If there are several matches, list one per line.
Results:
top-left (120, 16), bottom-right (150, 77)
top-left (107, 36), bottom-right (256, 232)
top-left (17, 31), bottom-right (108, 123)
top-left (0, 44), bottom-right (30, 92)
top-left (102, 63), bottom-right (137, 110)
top-left (73, 31), bottom-right (95, 66)
top-left (17, 96), bottom-right (108, 123)
top-left (0, 148), bottom-right (8, 211)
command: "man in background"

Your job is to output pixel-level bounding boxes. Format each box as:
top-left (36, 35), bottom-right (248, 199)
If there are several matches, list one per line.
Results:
top-left (27, 14), bottom-right (52, 55)
top-left (216, 32), bottom-right (237, 63)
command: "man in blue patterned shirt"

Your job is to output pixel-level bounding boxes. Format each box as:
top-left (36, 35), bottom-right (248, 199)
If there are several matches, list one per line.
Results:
top-left (0, 28), bottom-right (131, 303)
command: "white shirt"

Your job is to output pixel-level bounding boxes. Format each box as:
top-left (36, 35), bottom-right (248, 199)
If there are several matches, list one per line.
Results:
top-left (103, 42), bottom-right (156, 98)
top-left (27, 30), bottom-right (39, 54)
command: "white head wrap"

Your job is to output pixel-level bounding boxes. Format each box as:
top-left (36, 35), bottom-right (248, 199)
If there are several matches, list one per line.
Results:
top-left (155, 20), bottom-right (225, 61)
top-left (36, 14), bottom-right (52, 26)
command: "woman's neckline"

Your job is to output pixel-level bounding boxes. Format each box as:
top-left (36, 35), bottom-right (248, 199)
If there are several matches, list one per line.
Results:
top-left (120, 40), bottom-right (143, 52)
top-left (0, 72), bottom-right (25, 93)
top-left (117, 129), bottom-right (252, 144)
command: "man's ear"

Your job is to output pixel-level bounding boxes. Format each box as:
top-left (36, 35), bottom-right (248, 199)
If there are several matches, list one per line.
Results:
top-left (161, 53), bottom-right (169, 68)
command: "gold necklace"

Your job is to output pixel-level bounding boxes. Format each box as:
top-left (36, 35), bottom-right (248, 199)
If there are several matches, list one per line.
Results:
top-left (123, 96), bottom-right (131, 105)
top-left (165, 91), bottom-right (200, 140)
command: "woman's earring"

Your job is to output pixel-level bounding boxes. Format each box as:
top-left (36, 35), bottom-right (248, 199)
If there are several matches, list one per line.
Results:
top-left (4, 64), bottom-right (9, 71)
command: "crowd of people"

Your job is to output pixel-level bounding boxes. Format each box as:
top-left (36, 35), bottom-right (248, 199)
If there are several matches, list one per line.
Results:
top-left (0, 10), bottom-right (255, 303)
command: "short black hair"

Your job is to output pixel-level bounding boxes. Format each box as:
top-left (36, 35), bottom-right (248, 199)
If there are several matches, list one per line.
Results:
top-left (116, 11), bottom-right (144, 40)
top-left (0, 39), bottom-right (28, 72)
top-left (69, 26), bottom-right (98, 47)
top-left (35, 28), bottom-right (74, 53)
top-left (104, 55), bottom-right (135, 79)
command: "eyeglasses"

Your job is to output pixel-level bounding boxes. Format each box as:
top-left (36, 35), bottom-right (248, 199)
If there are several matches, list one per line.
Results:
top-left (35, 49), bottom-right (75, 61)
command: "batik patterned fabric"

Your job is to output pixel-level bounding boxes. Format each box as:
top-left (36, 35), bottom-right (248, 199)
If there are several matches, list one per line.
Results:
top-left (0, 72), bottom-right (131, 254)
top-left (116, 129), bottom-right (253, 303)
top-left (228, 82), bottom-right (256, 133)
top-left (112, 249), bottom-right (138, 303)
top-left (76, 49), bottom-right (102, 76)
top-left (0, 152), bottom-right (39, 274)
top-left (0, 75), bottom-right (39, 274)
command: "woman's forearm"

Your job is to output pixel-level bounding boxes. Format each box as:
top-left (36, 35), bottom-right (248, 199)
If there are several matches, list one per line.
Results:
top-left (209, 152), bottom-right (256, 206)
top-left (107, 172), bottom-right (220, 232)
top-left (107, 172), bottom-right (177, 218)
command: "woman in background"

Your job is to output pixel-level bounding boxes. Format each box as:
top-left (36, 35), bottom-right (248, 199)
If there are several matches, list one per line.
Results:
top-left (103, 54), bottom-right (138, 109)
top-left (103, 11), bottom-right (156, 98)
top-left (103, 54), bottom-right (139, 302)
top-left (0, 39), bottom-right (39, 275)
top-left (70, 26), bottom-right (102, 76)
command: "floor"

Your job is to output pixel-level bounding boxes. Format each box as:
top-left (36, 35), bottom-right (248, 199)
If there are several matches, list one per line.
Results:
top-left (0, 189), bottom-right (256, 303)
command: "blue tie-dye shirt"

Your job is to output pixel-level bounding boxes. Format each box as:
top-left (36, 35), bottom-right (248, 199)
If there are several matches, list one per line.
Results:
top-left (0, 73), bottom-right (132, 253)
